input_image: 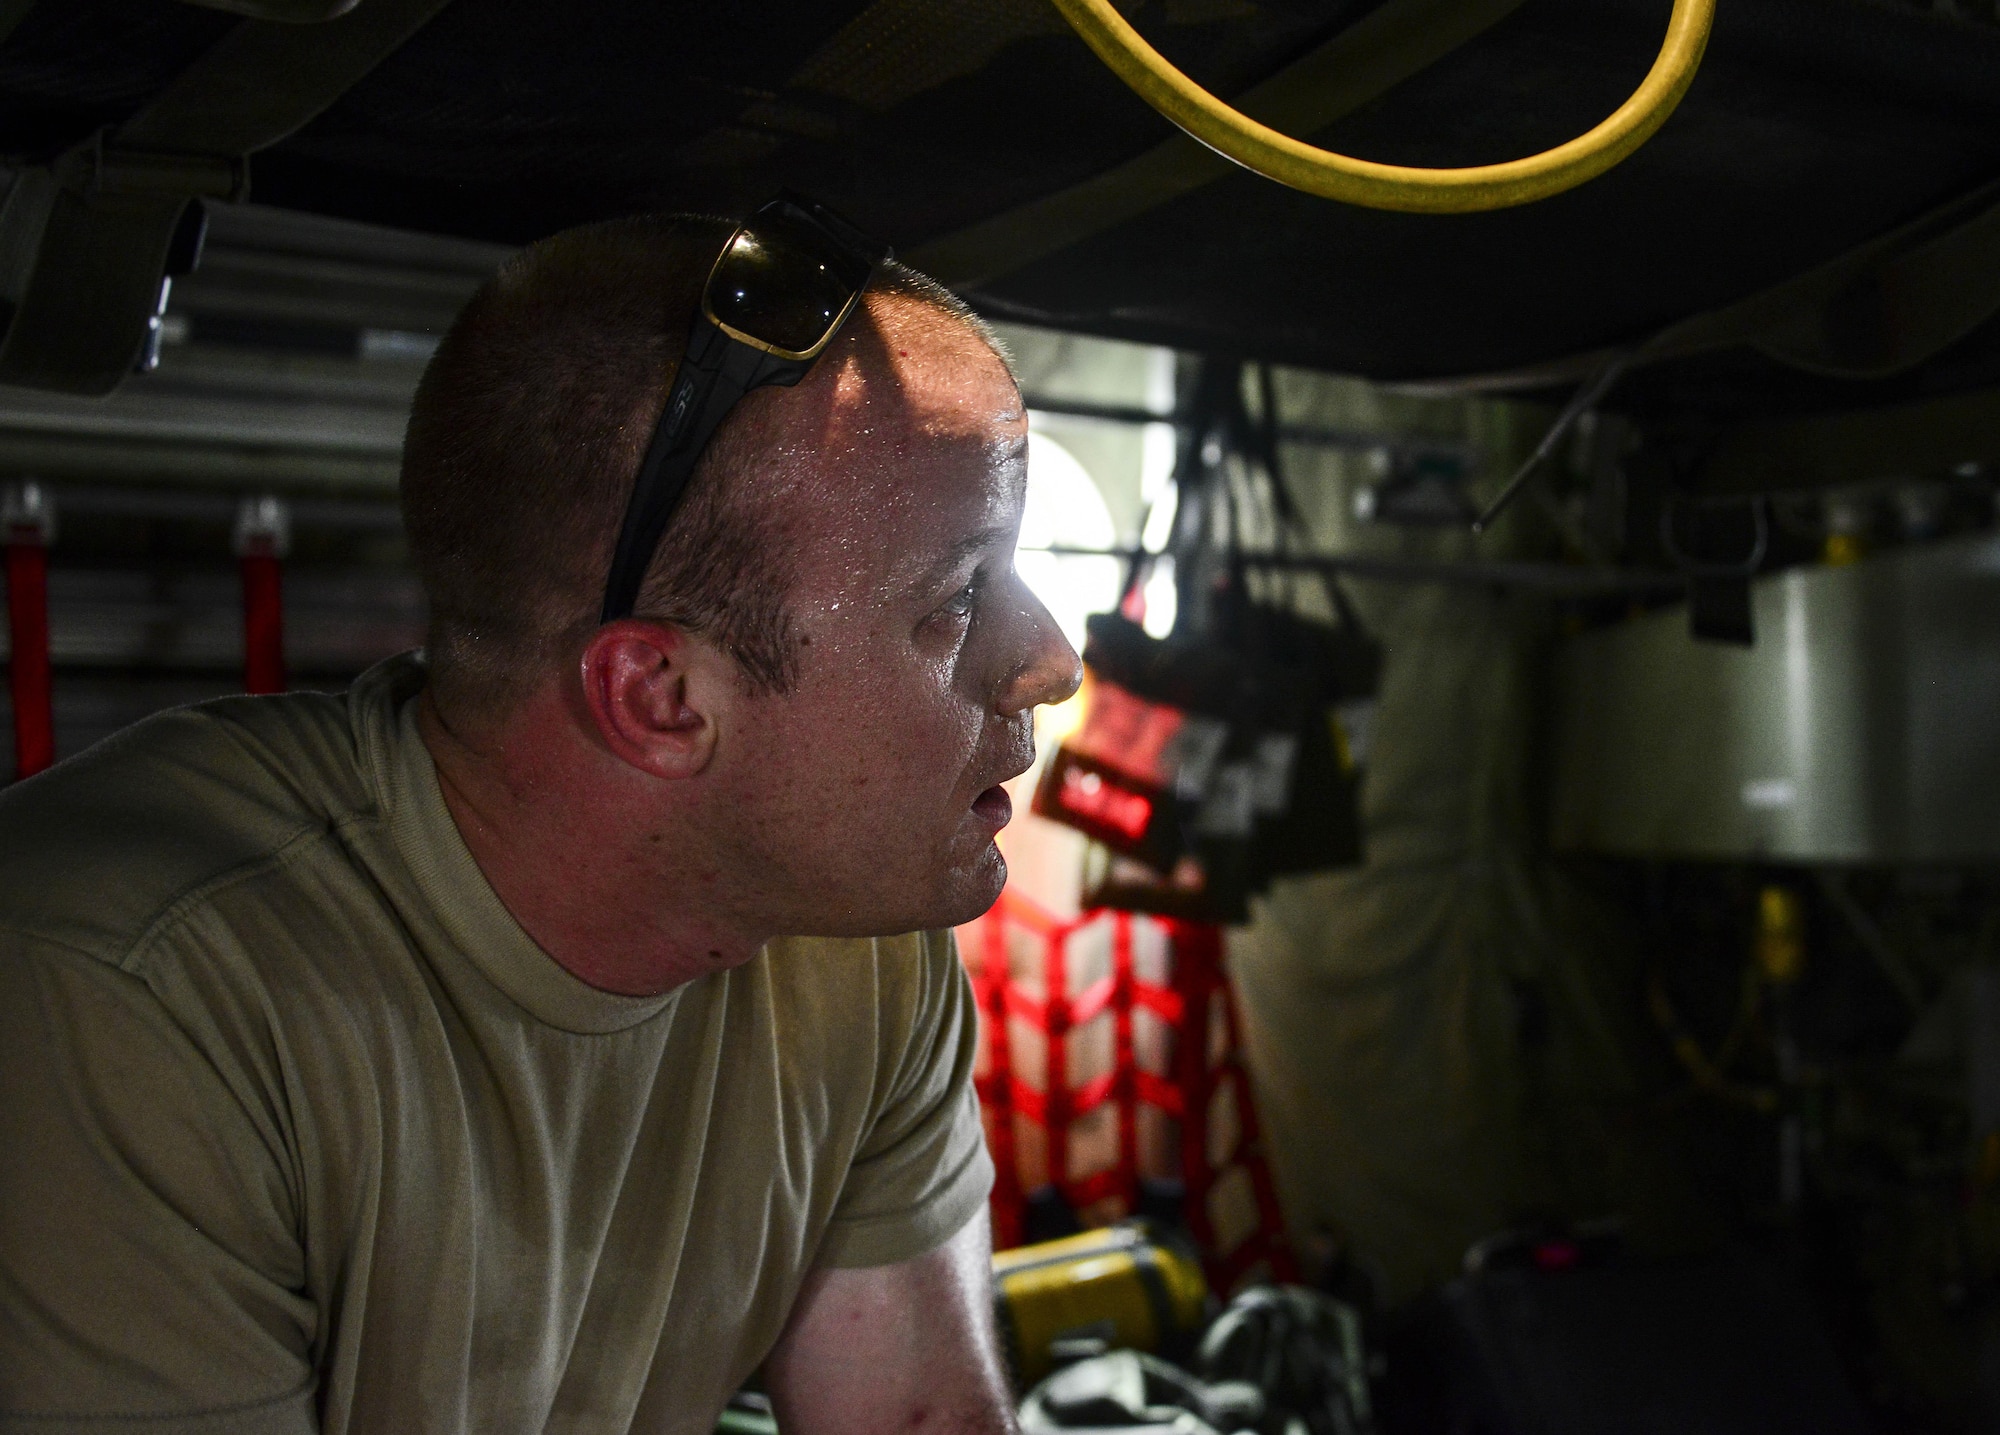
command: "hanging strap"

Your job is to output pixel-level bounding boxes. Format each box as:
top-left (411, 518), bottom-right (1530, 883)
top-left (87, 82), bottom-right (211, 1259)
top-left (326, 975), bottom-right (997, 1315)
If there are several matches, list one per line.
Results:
top-left (0, 0), bottom-right (454, 394)
top-left (115, 0), bottom-right (454, 158)
top-left (4, 482), bottom-right (55, 779)
top-left (907, 0), bottom-right (1527, 287)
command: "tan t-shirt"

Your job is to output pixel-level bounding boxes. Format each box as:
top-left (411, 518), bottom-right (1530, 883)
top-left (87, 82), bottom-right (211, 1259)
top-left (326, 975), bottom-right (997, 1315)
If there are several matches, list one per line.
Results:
top-left (0, 655), bottom-right (992, 1435)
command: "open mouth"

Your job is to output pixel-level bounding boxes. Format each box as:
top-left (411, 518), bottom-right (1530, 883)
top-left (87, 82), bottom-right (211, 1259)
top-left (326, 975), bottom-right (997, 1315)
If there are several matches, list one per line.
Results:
top-left (971, 785), bottom-right (1014, 828)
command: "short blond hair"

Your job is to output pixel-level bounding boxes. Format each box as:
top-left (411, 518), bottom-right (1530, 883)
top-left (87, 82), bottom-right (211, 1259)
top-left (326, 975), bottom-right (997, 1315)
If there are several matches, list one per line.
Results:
top-left (400, 213), bottom-right (989, 716)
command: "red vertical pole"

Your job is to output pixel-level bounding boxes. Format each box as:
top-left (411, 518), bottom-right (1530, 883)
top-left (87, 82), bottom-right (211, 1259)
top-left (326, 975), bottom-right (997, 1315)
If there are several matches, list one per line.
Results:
top-left (234, 496), bottom-right (289, 695)
top-left (5, 483), bottom-right (56, 781)
top-left (240, 555), bottom-right (284, 694)
top-left (981, 910), bottom-right (1023, 1251)
top-left (1168, 918), bottom-right (1221, 1261)
top-left (1044, 926), bottom-right (1071, 1198)
top-left (1111, 911), bottom-right (1140, 1213)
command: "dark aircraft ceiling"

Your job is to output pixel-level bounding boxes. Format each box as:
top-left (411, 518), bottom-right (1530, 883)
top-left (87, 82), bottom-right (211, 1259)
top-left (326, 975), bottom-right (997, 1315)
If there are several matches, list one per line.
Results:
top-left (6, 0), bottom-right (2000, 419)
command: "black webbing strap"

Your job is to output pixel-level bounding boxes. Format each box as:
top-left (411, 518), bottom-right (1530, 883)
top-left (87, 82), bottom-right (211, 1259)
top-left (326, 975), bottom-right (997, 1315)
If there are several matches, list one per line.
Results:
top-left (0, 0), bottom-right (35, 49)
top-left (906, 0), bottom-right (1527, 287)
top-left (0, 174), bottom-right (201, 392)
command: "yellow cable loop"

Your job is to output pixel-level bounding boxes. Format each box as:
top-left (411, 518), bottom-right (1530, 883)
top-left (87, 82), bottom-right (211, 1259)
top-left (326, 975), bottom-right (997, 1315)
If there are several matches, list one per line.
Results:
top-left (1047, 0), bottom-right (1717, 213)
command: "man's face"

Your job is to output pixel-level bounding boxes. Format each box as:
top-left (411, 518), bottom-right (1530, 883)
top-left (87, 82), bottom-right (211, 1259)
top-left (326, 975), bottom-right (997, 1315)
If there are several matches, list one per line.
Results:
top-left (704, 297), bottom-right (1080, 937)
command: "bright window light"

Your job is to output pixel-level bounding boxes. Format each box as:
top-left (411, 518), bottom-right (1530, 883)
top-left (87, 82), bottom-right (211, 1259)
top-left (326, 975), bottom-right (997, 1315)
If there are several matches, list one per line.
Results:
top-left (1141, 556), bottom-right (1177, 639)
top-left (1016, 432), bottom-right (1122, 655)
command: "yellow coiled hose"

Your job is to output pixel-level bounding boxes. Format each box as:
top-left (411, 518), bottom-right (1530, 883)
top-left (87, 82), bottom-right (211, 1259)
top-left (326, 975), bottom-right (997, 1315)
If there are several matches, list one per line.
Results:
top-left (1046, 0), bottom-right (1717, 212)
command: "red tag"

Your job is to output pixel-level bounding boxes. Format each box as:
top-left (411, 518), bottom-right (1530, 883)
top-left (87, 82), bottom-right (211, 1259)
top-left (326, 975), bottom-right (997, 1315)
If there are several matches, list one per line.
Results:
top-left (1054, 764), bottom-right (1153, 840)
top-left (1066, 678), bottom-right (1185, 787)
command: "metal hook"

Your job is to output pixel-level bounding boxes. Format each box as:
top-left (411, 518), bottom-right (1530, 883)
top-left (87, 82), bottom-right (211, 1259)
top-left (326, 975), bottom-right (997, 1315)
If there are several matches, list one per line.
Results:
top-left (1471, 349), bottom-right (1634, 535)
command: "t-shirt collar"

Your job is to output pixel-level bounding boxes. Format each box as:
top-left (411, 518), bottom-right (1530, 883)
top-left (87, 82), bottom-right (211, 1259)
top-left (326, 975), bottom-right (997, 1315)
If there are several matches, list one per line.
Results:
top-left (352, 654), bottom-right (680, 1036)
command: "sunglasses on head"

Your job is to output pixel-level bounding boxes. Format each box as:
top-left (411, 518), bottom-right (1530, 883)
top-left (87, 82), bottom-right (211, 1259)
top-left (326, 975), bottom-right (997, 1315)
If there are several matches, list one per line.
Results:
top-left (599, 194), bottom-right (892, 623)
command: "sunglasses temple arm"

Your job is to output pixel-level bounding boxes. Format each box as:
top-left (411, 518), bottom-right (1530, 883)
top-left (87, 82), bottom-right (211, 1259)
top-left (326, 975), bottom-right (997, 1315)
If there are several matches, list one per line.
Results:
top-left (600, 343), bottom-right (753, 623)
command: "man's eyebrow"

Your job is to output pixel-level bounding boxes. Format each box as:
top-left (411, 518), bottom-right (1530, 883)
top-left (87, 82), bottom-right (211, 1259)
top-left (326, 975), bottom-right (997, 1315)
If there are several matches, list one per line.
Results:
top-left (908, 524), bottom-right (1015, 594)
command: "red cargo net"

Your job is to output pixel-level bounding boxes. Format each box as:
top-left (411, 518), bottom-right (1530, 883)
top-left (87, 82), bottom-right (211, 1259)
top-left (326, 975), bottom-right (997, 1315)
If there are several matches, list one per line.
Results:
top-left (962, 887), bottom-right (1295, 1292)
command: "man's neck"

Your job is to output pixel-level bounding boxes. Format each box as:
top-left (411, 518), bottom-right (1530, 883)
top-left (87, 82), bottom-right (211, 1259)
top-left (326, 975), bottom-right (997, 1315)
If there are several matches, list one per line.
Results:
top-left (415, 687), bottom-right (765, 998)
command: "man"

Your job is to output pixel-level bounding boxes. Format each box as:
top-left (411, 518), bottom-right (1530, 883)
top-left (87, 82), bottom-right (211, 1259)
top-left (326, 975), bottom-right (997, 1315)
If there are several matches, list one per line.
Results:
top-left (0, 205), bottom-right (1080, 1432)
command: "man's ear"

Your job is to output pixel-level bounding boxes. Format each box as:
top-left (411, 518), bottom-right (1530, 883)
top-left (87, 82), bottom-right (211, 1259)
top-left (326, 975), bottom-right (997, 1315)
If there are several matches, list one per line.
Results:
top-left (578, 620), bottom-right (727, 780)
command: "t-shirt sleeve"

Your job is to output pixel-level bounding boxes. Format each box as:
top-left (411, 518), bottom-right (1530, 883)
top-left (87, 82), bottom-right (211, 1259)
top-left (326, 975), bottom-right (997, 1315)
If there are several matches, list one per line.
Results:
top-left (816, 929), bottom-right (994, 1270)
top-left (0, 937), bottom-right (317, 1434)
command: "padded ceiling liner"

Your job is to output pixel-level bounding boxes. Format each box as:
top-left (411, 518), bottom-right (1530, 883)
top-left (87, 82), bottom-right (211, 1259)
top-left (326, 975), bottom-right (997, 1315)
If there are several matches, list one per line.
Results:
top-left (6, 0), bottom-right (2000, 412)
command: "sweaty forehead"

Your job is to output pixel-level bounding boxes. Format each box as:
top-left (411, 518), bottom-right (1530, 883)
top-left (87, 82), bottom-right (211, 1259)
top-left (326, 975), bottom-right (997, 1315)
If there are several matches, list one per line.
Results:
top-left (749, 294), bottom-right (1022, 496)
top-left (738, 294), bottom-right (1026, 604)
top-left (818, 293), bottom-right (1021, 448)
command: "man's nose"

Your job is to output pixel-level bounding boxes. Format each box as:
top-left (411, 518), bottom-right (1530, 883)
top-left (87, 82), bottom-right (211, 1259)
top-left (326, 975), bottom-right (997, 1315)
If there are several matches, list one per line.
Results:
top-left (998, 585), bottom-right (1082, 716)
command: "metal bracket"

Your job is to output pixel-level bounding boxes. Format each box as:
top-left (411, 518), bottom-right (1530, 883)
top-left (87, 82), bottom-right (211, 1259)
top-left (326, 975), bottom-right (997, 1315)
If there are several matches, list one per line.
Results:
top-left (59, 130), bottom-right (249, 203)
top-left (1, 479), bottom-right (55, 546)
top-left (233, 494), bottom-right (293, 560)
top-left (1661, 494), bottom-right (1769, 646)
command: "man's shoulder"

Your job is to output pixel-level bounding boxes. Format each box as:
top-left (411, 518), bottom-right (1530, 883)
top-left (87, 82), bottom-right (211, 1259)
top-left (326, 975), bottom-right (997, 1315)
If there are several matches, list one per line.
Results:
top-left (0, 688), bottom-right (373, 970)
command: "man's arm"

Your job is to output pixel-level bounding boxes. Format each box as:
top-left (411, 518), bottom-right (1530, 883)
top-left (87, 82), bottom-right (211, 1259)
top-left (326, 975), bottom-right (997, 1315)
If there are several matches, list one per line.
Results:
top-left (764, 1208), bottom-right (1015, 1435)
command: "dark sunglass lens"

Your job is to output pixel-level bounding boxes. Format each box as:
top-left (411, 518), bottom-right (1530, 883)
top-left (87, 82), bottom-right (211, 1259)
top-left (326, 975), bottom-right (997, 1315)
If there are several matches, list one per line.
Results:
top-left (707, 223), bottom-right (857, 354)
